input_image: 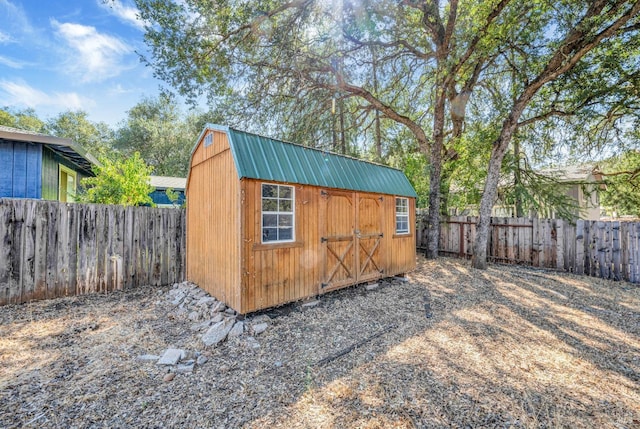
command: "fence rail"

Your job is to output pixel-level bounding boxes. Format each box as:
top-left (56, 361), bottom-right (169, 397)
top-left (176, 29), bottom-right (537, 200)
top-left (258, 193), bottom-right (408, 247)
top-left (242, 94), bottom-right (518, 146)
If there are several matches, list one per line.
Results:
top-left (0, 199), bottom-right (185, 305)
top-left (417, 214), bottom-right (640, 284)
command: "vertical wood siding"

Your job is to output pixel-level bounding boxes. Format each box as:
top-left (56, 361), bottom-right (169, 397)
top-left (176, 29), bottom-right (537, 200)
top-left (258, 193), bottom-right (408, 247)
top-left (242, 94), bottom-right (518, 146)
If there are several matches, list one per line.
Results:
top-left (0, 142), bottom-right (42, 199)
top-left (186, 130), bottom-right (242, 310)
top-left (0, 199), bottom-right (185, 306)
top-left (41, 147), bottom-right (91, 201)
top-left (238, 182), bottom-right (416, 313)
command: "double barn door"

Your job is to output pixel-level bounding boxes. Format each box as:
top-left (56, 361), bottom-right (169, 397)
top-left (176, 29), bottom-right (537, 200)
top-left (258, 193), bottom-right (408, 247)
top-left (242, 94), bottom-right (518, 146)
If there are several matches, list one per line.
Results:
top-left (320, 190), bottom-right (384, 291)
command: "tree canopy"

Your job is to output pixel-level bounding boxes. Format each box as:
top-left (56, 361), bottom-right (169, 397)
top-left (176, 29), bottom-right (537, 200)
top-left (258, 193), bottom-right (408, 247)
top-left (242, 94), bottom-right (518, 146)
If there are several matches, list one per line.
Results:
top-left (136, 0), bottom-right (640, 267)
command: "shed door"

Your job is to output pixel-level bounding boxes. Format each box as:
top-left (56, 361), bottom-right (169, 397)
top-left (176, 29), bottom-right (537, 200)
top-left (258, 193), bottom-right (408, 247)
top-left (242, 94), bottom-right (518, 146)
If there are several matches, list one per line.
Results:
top-left (321, 191), bottom-right (384, 291)
top-left (357, 194), bottom-right (384, 282)
top-left (321, 190), bottom-right (356, 291)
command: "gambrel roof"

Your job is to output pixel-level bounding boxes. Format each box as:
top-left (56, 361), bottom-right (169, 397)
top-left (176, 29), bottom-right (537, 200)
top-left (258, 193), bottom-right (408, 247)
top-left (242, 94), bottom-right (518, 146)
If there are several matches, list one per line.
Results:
top-left (196, 124), bottom-right (417, 198)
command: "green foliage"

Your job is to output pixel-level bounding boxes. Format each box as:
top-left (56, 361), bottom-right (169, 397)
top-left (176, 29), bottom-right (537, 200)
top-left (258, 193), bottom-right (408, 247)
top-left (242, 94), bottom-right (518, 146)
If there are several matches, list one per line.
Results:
top-left (600, 150), bottom-right (640, 217)
top-left (79, 153), bottom-right (154, 206)
top-left (165, 187), bottom-right (180, 206)
top-left (0, 107), bottom-right (46, 132)
top-left (46, 111), bottom-right (114, 157)
top-left (114, 94), bottom-right (212, 177)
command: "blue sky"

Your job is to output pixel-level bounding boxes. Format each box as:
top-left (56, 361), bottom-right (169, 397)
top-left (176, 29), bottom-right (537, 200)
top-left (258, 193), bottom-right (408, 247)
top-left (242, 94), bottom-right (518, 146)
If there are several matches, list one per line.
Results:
top-left (0, 0), bottom-right (165, 127)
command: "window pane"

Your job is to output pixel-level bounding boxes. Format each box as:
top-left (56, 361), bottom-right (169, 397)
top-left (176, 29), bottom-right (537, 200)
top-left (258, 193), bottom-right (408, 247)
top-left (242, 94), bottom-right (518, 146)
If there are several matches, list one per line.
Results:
top-left (279, 186), bottom-right (292, 199)
top-left (262, 198), bottom-right (278, 211)
top-left (263, 228), bottom-right (277, 241)
top-left (279, 227), bottom-right (293, 240)
top-left (278, 214), bottom-right (293, 227)
top-left (263, 214), bottom-right (278, 227)
top-left (396, 198), bottom-right (408, 213)
top-left (278, 199), bottom-right (292, 212)
top-left (262, 184), bottom-right (278, 198)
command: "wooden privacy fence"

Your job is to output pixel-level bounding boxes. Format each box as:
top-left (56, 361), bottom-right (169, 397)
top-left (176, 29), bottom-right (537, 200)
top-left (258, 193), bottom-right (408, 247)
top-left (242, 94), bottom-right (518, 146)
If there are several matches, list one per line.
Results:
top-left (0, 199), bottom-right (185, 305)
top-left (416, 214), bottom-right (640, 284)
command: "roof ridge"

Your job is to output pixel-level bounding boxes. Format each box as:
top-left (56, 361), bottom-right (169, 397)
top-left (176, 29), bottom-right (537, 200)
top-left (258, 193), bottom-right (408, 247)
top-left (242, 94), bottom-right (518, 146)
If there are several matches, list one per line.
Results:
top-left (226, 126), bottom-right (404, 173)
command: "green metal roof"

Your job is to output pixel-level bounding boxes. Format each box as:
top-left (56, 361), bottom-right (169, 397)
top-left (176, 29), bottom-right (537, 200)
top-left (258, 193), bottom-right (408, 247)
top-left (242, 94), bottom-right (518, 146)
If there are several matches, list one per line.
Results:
top-left (202, 124), bottom-right (417, 198)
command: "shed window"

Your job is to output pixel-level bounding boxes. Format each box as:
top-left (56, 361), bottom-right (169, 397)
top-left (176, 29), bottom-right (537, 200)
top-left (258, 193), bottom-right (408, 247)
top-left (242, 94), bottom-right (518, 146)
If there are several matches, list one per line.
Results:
top-left (395, 197), bottom-right (409, 234)
top-left (261, 183), bottom-right (294, 243)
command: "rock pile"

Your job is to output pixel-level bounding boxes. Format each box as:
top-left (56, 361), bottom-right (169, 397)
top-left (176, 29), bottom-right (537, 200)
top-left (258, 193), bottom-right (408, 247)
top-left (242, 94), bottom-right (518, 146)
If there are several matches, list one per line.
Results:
top-left (164, 282), bottom-right (270, 348)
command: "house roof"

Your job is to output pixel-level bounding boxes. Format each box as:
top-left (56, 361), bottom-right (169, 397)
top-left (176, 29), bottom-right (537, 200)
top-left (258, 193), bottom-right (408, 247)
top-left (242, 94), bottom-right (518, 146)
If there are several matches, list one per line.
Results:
top-left (541, 165), bottom-right (603, 182)
top-left (0, 125), bottom-right (99, 174)
top-left (150, 175), bottom-right (186, 190)
top-left (196, 124), bottom-right (417, 198)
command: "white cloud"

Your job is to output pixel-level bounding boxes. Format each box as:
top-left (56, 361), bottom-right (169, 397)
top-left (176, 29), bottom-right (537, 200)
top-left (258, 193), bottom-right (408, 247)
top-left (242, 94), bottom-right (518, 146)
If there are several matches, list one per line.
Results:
top-left (0, 55), bottom-right (23, 68)
top-left (0, 1), bottom-right (34, 35)
top-left (52, 19), bottom-right (131, 82)
top-left (108, 83), bottom-right (135, 95)
top-left (0, 80), bottom-right (93, 110)
top-left (97, 0), bottom-right (145, 31)
top-left (0, 31), bottom-right (13, 44)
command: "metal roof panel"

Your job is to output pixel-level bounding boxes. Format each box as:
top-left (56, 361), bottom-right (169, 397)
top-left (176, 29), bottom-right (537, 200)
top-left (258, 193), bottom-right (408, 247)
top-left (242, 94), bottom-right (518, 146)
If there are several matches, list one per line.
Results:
top-left (202, 125), bottom-right (417, 198)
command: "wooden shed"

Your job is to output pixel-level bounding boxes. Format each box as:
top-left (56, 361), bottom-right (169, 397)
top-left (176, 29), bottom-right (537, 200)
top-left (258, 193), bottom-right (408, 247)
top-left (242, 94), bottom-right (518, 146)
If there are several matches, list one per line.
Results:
top-left (186, 124), bottom-right (417, 314)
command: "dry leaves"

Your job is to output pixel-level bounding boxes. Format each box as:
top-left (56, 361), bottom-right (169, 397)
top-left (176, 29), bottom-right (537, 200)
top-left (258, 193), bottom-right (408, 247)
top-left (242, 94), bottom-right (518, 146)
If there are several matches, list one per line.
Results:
top-left (1, 256), bottom-right (639, 428)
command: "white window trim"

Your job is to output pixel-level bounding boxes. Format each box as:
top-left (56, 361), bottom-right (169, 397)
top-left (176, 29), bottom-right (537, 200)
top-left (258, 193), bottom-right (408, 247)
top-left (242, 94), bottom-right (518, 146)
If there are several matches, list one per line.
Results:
top-left (261, 183), bottom-right (295, 244)
top-left (395, 197), bottom-right (410, 235)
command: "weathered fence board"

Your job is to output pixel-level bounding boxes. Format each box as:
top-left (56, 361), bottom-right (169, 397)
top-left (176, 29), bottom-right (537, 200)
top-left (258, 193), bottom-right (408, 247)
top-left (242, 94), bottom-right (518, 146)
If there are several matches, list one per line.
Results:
top-left (418, 212), bottom-right (640, 284)
top-left (0, 199), bottom-right (186, 305)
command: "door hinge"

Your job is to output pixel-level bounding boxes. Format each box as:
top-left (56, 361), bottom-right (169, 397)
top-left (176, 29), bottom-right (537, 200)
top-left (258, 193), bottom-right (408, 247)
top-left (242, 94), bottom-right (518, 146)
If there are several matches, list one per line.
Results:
top-left (321, 282), bottom-right (328, 288)
top-left (321, 237), bottom-right (327, 243)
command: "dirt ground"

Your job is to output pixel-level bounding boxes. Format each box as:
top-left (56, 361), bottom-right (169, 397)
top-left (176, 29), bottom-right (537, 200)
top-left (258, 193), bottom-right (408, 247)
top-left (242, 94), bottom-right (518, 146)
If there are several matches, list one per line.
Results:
top-left (1, 256), bottom-right (639, 428)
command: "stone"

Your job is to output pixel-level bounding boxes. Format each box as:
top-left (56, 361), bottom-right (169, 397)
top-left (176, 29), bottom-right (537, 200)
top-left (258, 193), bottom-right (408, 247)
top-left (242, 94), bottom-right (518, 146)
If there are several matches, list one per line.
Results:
top-left (188, 311), bottom-right (201, 321)
top-left (224, 308), bottom-right (236, 315)
top-left (211, 301), bottom-right (226, 313)
top-left (365, 283), bottom-right (379, 291)
top-left (196, 297), bottom-right (216, 307)
top-left (274, 361), bottom-right (283, 368)
top-left (252, 322), bottom-right (268, 335)
top-left (243, 336), bottom-right (260, 350)
top-left (170, 294), bottom-right (185, 307)
top-left (210, 313), bottom-right (224, 323)
top-left (394, 276), bottom-right (409, 283)
top-left (228, 321), bottom-right (244, 338)
top-left (192, 289), bottom-right (207, 299)
top-left (163, 373), bottom-right (175, 382)
top-left (173, 308), bottom-right (187, 317)
top-left (251, 314), bottom-right (271, 324)
top-left (137, 354), bottom-right (160, 362)
top-left (196, 355), bottom-right (208, 366)
top-left (302, 300), bottom-right (320, 308)
top-left (157, 348), bottom-right (185, 365)
top-left (176, 361), bottom-right (195, 374)
top-left (202, 318), bottom-right (235, 347)
top-left (190, 320), bottom-right (213, 332)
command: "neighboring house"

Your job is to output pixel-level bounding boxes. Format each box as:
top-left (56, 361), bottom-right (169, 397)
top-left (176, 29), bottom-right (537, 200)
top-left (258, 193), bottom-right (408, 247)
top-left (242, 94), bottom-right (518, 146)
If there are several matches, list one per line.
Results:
top-left (149, 176), bottom-right (186, 207)
top-left (187, 124), bottom-right (417, 314)
top-left (492, 165), bottom-right (603, 220)
top-left (0, 126), bottom-right (98, 202)
top-left (551, 165), bottom-right (603, 221)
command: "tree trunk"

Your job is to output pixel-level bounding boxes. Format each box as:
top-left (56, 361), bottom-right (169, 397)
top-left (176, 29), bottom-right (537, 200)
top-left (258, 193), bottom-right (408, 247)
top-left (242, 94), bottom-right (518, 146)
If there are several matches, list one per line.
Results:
top-left (371, 45), bottom-right (382, 159)
top-left (472, 119), bottom-right (517, 269)
top-left (425, 82), bottom-right (446, 259)
top-left (339, 99), bottom-right (346, 154)
top-left (513, 138), bottom-right (524, 217)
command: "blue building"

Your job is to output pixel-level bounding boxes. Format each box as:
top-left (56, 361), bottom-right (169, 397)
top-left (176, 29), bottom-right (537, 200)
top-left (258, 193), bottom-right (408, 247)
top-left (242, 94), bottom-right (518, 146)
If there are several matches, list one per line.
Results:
top-left (0, 125), bottom-right (98, 201)
top-left (149, 176), bottom-right (186, 207)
